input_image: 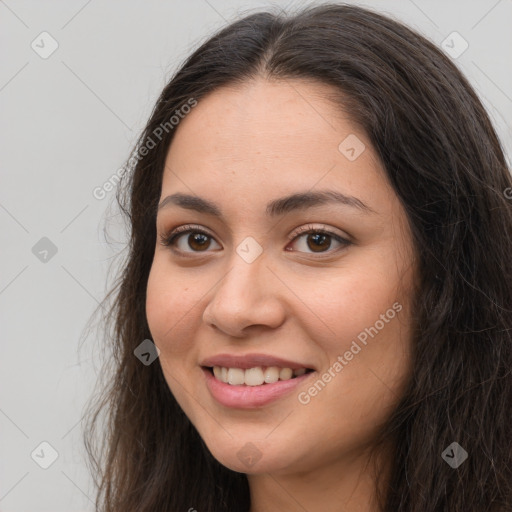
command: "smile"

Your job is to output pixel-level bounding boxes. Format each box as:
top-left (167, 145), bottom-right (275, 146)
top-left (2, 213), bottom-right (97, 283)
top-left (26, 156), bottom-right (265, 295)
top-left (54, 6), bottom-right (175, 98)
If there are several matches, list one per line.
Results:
top-left (209, 365), bottom-right (313, 386)
top-left (202, 366), bottom-right (316, 408)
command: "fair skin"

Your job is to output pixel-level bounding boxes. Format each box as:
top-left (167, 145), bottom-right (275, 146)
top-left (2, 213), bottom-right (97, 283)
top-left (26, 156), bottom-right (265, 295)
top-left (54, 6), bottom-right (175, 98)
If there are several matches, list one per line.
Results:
top-left (146, 78), bottom-right (417, 511)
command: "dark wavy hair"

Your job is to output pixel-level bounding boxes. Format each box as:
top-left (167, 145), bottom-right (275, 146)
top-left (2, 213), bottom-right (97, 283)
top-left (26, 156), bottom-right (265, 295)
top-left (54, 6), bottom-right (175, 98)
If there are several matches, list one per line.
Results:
top-left (82, 3), bottom-right (512, 511)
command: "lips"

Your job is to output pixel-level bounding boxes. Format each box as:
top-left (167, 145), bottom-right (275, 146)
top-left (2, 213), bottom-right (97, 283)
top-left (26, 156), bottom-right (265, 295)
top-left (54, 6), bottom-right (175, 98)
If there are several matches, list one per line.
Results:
top-left (201, 366), bottom-right (315, 408)
top-left (199, 353), bottom-right (316, 407)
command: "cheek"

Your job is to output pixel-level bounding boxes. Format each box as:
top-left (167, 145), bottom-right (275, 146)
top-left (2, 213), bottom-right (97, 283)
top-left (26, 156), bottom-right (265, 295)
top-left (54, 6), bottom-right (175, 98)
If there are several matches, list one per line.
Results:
top-left (146, 262), bottom-right (170, 340)
top-left (145, 261), bottom-right (203, 407)
top-left (295, 260), bottom-right (412, 397)
top-left (298, 267), bottom-right (401, 342)
top-left (145, 259), bottom-right (199, 354)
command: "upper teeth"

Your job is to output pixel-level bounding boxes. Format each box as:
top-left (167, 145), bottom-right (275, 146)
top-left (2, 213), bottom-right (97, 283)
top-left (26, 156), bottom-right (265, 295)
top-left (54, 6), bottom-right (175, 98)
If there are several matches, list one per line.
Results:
top-left (213, 366), bottom-right (307, 386)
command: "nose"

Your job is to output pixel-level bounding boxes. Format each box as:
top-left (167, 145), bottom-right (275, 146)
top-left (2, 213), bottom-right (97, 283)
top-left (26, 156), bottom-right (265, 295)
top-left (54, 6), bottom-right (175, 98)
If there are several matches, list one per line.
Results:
top-left (202, 252), bottom-right (286, 337)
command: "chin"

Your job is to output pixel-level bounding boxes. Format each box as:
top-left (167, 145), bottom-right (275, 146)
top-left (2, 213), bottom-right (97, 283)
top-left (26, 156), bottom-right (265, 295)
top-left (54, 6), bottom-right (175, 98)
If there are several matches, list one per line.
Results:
top-left (209, 448), bottom-right (287, 474)
top-left (200, 432), bottom-right (301, 475)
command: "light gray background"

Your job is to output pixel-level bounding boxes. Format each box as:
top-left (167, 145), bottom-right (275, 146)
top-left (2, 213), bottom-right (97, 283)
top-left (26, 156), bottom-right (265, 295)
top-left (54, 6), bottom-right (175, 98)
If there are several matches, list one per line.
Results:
top-left (1, 1), bottom-right (511, 510)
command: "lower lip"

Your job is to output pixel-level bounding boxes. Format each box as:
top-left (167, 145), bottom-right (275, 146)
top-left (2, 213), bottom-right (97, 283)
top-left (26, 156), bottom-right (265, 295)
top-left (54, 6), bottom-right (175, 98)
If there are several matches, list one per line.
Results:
top-left (202, 367), bottom-right (314, 408)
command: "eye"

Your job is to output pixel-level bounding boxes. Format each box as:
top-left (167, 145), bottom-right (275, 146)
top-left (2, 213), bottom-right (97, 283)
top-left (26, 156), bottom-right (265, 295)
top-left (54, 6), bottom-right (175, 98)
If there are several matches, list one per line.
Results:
top-left (159, 225), bottom-right (221, 254)
top-left (286, 224), bottom-right (351, 254)
top-left (159, 223), bottom-right (352, 257)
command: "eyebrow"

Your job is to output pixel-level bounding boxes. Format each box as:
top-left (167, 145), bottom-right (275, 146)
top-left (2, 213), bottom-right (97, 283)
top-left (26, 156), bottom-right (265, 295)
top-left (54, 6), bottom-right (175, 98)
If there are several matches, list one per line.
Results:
top-left (157, 190), bottom-right (376, 218)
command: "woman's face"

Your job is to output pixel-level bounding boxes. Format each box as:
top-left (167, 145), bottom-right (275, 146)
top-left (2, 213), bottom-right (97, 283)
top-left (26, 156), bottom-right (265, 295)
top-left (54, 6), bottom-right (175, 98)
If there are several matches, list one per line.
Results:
top-left (146, 78), bottom-right (416, 476)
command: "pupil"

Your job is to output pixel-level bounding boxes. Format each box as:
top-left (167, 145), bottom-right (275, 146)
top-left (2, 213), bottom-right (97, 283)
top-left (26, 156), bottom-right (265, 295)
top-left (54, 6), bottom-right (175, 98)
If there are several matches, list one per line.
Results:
top-left (308, 233), bottom-right (330, 252)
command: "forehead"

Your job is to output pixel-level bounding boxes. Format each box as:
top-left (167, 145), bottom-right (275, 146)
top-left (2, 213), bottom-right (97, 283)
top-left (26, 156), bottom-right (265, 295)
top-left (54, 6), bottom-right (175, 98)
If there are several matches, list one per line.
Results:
top-left (167, 78), bottom-right (351, 162)
top-left (161, 78), bottom-right (393, 216)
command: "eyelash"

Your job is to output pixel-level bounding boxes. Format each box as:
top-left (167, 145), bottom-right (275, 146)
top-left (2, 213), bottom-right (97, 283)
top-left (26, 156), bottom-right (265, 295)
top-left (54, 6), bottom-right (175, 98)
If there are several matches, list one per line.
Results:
top-left (158, 223), bottom-right (352, 257)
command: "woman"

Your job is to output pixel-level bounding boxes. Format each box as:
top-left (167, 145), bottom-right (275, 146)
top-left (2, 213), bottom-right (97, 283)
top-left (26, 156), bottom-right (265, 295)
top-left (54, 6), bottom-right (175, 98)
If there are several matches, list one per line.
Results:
top-left (83, 3), bottom-right (512, 511)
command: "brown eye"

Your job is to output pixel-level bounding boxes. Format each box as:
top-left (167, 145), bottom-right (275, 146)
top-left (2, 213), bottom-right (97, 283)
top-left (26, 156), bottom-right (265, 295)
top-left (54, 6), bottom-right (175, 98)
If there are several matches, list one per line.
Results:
top-left (305, 233), bottom-right (332, 252)
top-left (288, 228), bottom-right (351, 254)
top-left (159, 226), bottom-right (221, 254)
top-left (187, 233), bottom-right (211, 251)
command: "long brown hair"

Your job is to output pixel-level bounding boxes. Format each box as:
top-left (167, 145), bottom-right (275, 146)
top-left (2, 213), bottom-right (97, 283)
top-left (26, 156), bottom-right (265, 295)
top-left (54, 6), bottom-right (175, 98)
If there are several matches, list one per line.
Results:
top-left (82, 4), bottom-right (512, 510)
